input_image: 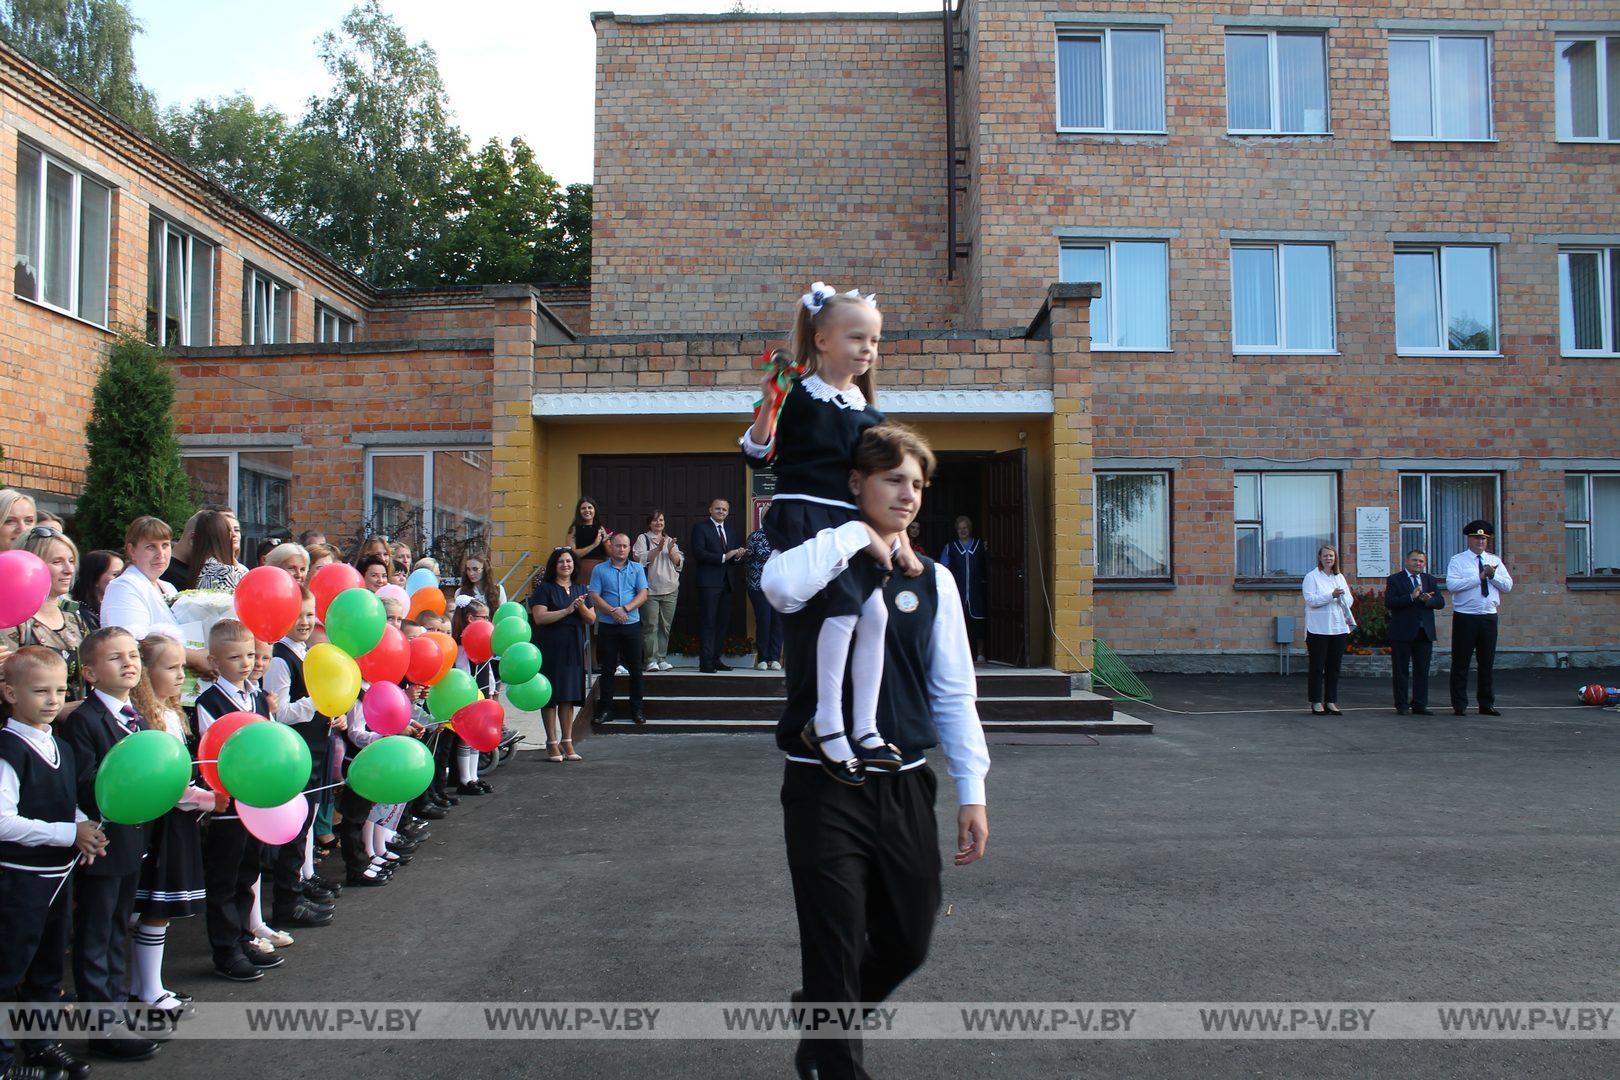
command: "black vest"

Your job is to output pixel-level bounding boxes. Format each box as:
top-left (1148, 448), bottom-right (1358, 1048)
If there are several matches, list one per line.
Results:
top-left (273, 643), bottom-right (331, 772)
top-left (196, 683), bottom-right (268, 724)
top-left (0, 727), bottom-right (78, 870)
top-left (775, 557), bottom-right (942, 757)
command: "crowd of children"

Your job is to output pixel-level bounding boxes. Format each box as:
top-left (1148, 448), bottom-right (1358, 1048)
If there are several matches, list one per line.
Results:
top-left (0, 505), bottom-right (515, 1079)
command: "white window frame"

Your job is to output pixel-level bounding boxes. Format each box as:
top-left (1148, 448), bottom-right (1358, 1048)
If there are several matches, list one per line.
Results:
top-left (1398, 471), bottom-right (1503, 566)
top-left (1388, 33), bottom-right (1495, 142)
top-left (1093, 469), bottom-right (1173, 582)
top-left (1229, 242), bottom-right (1338, 354)
top-left (1224, 30), bottom-right (1331, 135)
top-left (1233, 471), bottom-right (1340, 581)
top-left (179, 449), bottom-right (294, 555)
top-left (1555, 35), bottom-right (1618, 143)
top-left (363, 446), bottom-right (494, 547)
top-left (1059, 239), bottom-right (1172, 351)
top-left (1565, 472), bottom-right (1620, 578)
top-left (148, 216), bottom-right (214, 347)
top-left (1393, 244), bottom-right (1499, 357)
top-left (1054, 26), bottom-right (1167, 135)
top-left (245, 266), bottom-right (293, 345)
top-left (14, 139), bottom-right (111, 326)
top-left (1559, 247), bottom-right (1620, 357)
top-left (316, 303), bottom-right (356, 344)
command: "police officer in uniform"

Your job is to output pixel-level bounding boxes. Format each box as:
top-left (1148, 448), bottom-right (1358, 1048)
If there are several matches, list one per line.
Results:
top-left (1445, 520), bottom-right (1513, 716)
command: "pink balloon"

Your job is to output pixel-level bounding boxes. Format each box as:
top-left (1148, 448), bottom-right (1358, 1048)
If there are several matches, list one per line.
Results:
top-left (0, 550), bottom-right (52, 630)
top-left (362, 681), bottom-right (413, 737)
top-left (237, 794), bottom-right (308, 846)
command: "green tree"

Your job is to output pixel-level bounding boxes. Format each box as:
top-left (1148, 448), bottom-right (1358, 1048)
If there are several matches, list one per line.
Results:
top-left (543, 182), bottom-right (592, 283)
top-left (0, 0), bottom-right (158, 131)
top-left (155, 94), bottom-right (294, 216)
top-left (419, 137), bottom-right (560, 285)
top-left (76, 336), bottom-right (194, 550)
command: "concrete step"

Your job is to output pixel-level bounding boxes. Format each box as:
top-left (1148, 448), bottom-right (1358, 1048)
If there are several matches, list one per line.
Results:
top-left (633, 668), bottom-right (1075, 699)
top-left (594, 713), bottom-right (1151, 736)
top-left (616, 691), bottom-right (1115, 723)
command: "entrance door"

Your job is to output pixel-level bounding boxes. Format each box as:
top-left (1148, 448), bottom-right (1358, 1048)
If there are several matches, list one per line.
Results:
top-left (579, 454), bottom-right (748, 652)
top-left (984, 448), bottom-right (1028, 666)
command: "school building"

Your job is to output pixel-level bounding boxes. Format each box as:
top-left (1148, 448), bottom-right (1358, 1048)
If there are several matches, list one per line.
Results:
top-left (4, 2), bottom-right (1619, 673)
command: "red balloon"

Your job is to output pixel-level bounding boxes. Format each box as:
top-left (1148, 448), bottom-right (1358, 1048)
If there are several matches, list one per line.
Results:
top-left (461, 619), bottom-right (495, 664)
top-left (405, 634), bottom-right (443, 685)
top-left (426, 631), bottom-right (458, 682)
top-left (356, 624), bottom-right (409, 686)
top-left (310, 562), bottom-right (364, 623)
top-left (451, 699), bottom-right (504, 753)
top-left (234, 565), bottom-right (302, 643)
top-left (197, 711), bottom-right (266, 796)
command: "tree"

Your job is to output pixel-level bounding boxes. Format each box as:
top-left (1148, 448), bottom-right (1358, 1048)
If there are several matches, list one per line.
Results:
top-left (419, 137), bottom-right (561, 285)
top-left (76, 336), bottom-right (194, 550)
top-left (0, 0), bottom-right (158, 131)
top-left (155, 94), bottom-right (295, 216)
top-left (543, 182), bottom-right (593, 283)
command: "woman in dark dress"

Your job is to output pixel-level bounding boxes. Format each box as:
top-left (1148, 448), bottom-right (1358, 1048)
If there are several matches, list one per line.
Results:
top-left (528, 548), bottom-right (596, 763)
top-left (562, 497), bottom-right (609, 587)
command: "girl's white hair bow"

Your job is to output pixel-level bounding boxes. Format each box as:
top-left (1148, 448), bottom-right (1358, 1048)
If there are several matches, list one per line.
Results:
top-left (801, 282), bottom-right (878, 315)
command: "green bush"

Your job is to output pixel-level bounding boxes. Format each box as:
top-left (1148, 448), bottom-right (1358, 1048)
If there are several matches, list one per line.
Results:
top-left (1348, 587), bottom-right (1390, 649)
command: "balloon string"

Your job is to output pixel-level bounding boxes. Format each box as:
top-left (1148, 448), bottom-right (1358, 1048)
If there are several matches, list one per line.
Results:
top-left (44, 817), bottom-right (104, 907)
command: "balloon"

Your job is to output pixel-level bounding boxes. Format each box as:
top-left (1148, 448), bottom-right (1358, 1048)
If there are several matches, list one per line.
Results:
top-left (405, 568), bottom-right (439, 596)
top-left (94, 729), bottom-right (192, 825)
top-left (0, 550), bottom-right (52, 629)
top-left (362, 681), bottom-right (413, 737)
top-left (346, 736), bottom-right (433, 804)
top-left (499, 642), bottom-right (541, 685)
top-left (356, 624), bottom-right (409, 685)
top-left (310, 562), bottom-right (364, 622)
top-left (408, 587), bottom-right (446, 621)
top-left (305, 643), bottom-right (362, 717)
top-left (426, 669), bottom-right (478, 723)
top-left (461, 618), bottom-right (495, 664)
top-left (233, 564), bottom-right (302, 643)
top-left (491, 616), bottom-right (529, 657)
top-left (426, 631), bottom-right (458, 682)
top-left (238, 794), bottom-right (309, 845)
top-left (493, 601), bottom-right (528, 626)
top-left (217, 722), bottom-right (312, 808)
top-left (505, 673), bottom-right (552, 712)
top-left (198, 711), bottom-right (266, 795)
top-left (451, 699), bottom-right (504, 753)
top-left (405, 635), bottom-right (443, 685)
top-left (325, 588), bottom-right (387, 658)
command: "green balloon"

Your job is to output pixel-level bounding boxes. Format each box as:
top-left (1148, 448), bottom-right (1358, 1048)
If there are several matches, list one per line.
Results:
top-left (325, 588), bottom-right (387, 658)
top-left (95, 730), bottom-right (192, 825)
top-left (427, 668), bottom-right (479, 723)
top-left (218, 722), bottom-right (313, 808)
top-left (505, 673), bottom-right (552, 712)
top-left (499, 642), bottom-right (542, 685)
top-left (490, 616), bottom-right (530, 656)
top-left (493, 601), bottom-right (528, 626)
top-left (347, 736), bottom-right (434, 804)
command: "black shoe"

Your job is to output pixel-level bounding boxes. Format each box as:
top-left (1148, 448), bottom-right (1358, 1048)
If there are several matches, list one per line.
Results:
top-left (25, 1043), bottom-right (90, 1079)
top-left (632, 710), bottom-right (646, 725)
top-left (243, 947), bottom-right (284, 970)
top-left (86, 1027), bottom-right (159, 1061)
top-left (402, 820), bottom-right (431, 839)
top-left (417, 803), bottom-right (447, 819)
top-left (698, 667), bottom-right (716, 674)
top-left (345, 870), bottom-right (389, 887)
top-left (1324, 705), bottom-right (1343, 716)
top-left (1453, 708), bottom-right (1468, 716)
top-left (429, 793), bottom-right (452, 808)
top-left (382, 849), bottom-right (412, 866)
top-left (853, 734), bottom-right (904, 772)
top-left (3, 1063), bottom-right (56, 1080)
top-left (215, 954), bottom-right (264, 981)
top-left (1395, 707), bottom-right (1409, 715)
top-left (455, 782), bottom-right (484, 796)
top-left (276, 902), bottom-right (334, 927)
top-left (386, 837), bottom-right (419, 856)
top-left (713, 661), bottom-right (732, 671)
top-left (303, 883), bottom-right (338, 905)
top-left (308, 873), bottom-right (342, 895)
top-left (596, 709), bottom-right (618, 724)
top-left (1479, 706), bottom-right (1502, 716)
top-left (473, 779), bottom-right (493, 793)
top-left (798, 726), bottom-right (864, 787)
top-left (1412, 707), bottom-right (1434, 716)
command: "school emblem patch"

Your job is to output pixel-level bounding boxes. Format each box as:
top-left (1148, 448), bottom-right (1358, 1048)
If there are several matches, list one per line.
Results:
top-left (895, 590), bottom-right (919, 613)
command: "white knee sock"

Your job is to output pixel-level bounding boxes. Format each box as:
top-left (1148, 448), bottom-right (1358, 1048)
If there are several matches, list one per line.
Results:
top-left (849, 588), bottom-right (889, 746)
top-left (131, 924), bottom-right (166, 1003)
top-left (456, 745), bottom-right (478, 783)
top-left (362, 821), bottom-right (380, 859)
top-left (301, 828), bottom-right (315, 880)
top-left (249, 876), bottom-right (266, 933)
top-left (811, 614), bottom-right (858, 762)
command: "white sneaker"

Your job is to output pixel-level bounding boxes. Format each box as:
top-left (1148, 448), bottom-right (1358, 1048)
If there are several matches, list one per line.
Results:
top-left (755, 661), bottom-right (769, 670)
top-left (615, 665), bottom-right (629, 676)
top-left (658, 661), bottom-right (673, 671)
top-left (769, 661), bottom-right (782, 671)
top-left (645, 662), bottom-right (659, 672)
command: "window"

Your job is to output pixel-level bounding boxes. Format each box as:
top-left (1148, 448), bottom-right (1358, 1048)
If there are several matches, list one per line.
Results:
top-left (180, 451), bottom-right (294, 563)
top-left (244, 267), bottom-right (293, 344)
top-left (1566, 474), bottom-right (1620, 578)
top-left (1389, 34), bottom-right (1492, 140)
top-left (1059, 240), bottom-right (1170, 349)
top-left (1399, 473), bottom-right (1501, 566)
top-left (1559, 248), bottom-right (1620, 355)
top-left (365, 449), bottom-right (492, 551)
top-left (1056, 27), bottom-right (1165, 133)
top-left (1226, 31), bottom-right (1329, 134)
top-left (1234, 472), bottom-right (1337, 580)
top-left (1394, 245), bottom-right (1497, 354)
top-left (1231, 243), bottom-right (1335, 352)
top-left (1556, 36), bottom-right (1620, 141)
top-left (13, 140), bottom-right (110, 325)
top-left (1096, 472), bottom-right (1171, 580)
top-left (146, 217), bottom-right (214, 346)
top-left (316, 304), bottom-right (356, 343)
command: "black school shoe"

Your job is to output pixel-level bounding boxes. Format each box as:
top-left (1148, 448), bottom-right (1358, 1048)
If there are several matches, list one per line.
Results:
top-left (853, 733), bottom-right (904, 772)
top-left (275, 901), bottom-right (334, 927)
top-left (799, 727), bottom-right (864, 787)
top-left (345, 870), bottom-right (389, 887)
top-left (85, 1025), bottom-right (160, 1061)
top-left (455, 782), bottom-right (485, 796)
top-left (243, 945), bottom-right (284, 970)
top-left (417, 803), bottom-right (448, 819)
top-left (214, 954), bottom-right (263, 982)
top-left (26, 1042), bottom-right (91, 1079)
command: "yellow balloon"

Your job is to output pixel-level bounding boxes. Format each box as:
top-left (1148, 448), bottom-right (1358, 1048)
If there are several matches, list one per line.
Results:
top-left (305, 642), bottom-right (362, 717)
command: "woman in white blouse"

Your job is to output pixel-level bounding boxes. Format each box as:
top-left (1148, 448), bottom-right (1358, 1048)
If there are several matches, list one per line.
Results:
top-left (1301, 544), bottom-right (1355, 716)
top-left (100, 515), bottom-right (213, 675)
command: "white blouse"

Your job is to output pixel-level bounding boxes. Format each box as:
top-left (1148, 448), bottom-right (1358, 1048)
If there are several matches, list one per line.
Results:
top-left (1301, 568), bottom-right (1355, 636)
top-left (99, 565), bottom-right (183, 643)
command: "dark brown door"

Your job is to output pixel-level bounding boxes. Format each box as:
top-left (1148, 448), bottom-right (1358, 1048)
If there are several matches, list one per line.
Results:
top-left (984, 448), bottom-right (1028, 666)
top-left (579, 454), bottom-right (748, 652)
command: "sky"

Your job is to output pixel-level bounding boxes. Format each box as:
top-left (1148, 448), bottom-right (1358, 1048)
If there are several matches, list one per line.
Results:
top-left (127, 0), bottom-right (941, 186)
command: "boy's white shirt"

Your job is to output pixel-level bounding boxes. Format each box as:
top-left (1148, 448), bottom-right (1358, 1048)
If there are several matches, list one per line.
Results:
top-left (0, 720), bottom-right (88, 851)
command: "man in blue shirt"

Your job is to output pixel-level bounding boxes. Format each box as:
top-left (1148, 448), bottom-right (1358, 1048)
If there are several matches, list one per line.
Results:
top-left (589, 533), bottom-right (650, 724)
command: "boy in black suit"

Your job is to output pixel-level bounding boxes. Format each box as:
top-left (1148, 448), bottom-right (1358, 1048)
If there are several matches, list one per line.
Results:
top-left (1385, 549), bottom-right (1446, 715)
top-left (58, 626), bottom-right (161, 1060)
top-left (0, 647), bottom-right (105, 1079)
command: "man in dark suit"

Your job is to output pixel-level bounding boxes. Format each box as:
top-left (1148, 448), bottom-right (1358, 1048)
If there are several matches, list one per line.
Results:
top-left (1385, 548), bottom-right (1445, 715)
top-left (690, 497), bottom-right (745, 672)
